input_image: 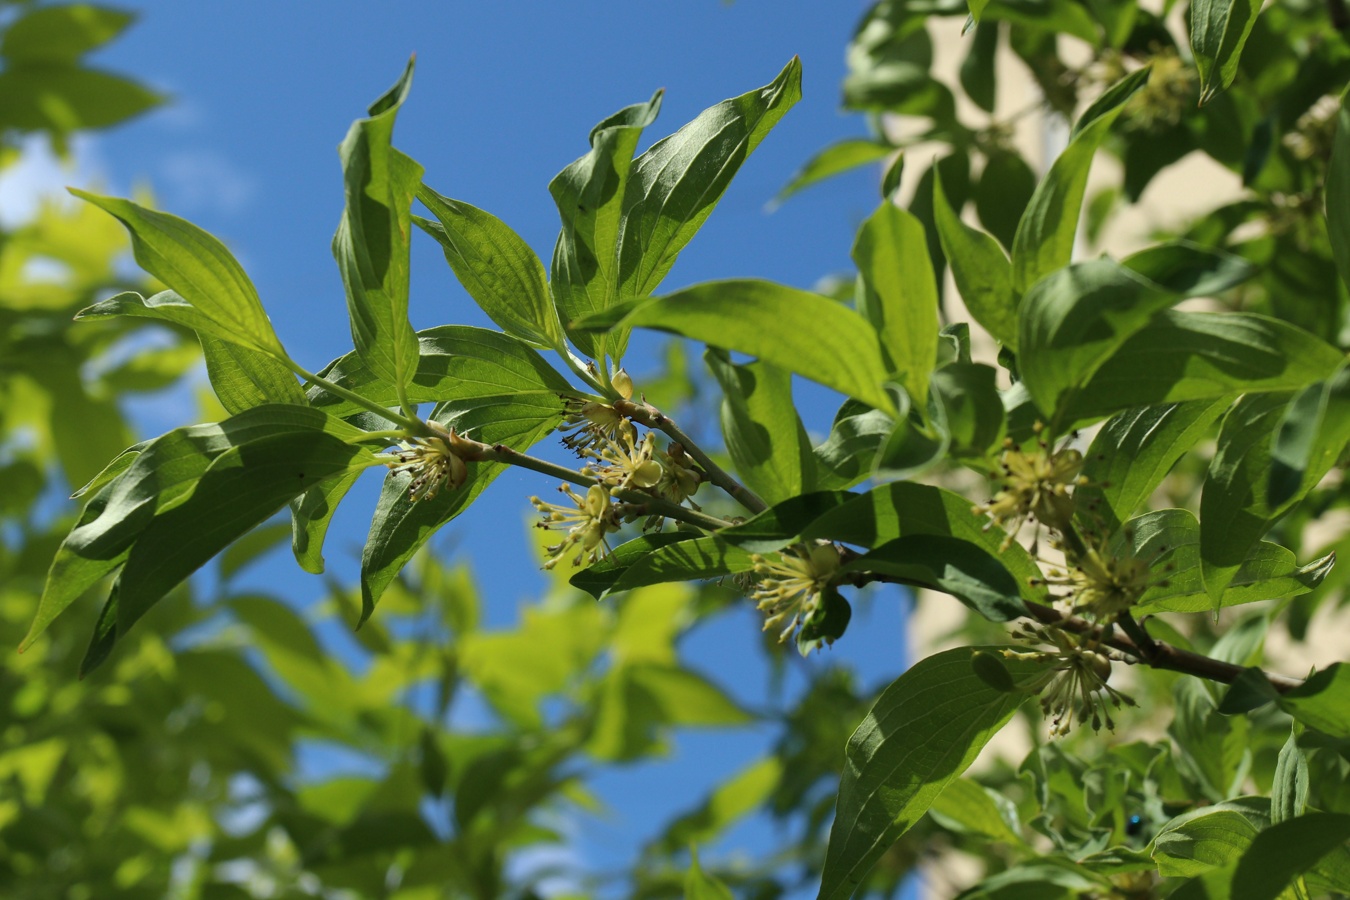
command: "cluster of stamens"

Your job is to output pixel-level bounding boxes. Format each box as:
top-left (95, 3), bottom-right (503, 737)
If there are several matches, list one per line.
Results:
top-left (530, 483), bottom-right (624, 570)
top-left (384, 422), bottom-right (469, 501)
top-left (581, 420), bottom-right (663, 491)
top-left (748, 542), bottom-right (841, 643)
top-left (1003, 624), bottom-right (1137, 736)
top-left (559, 398), bottom-right (626, 454)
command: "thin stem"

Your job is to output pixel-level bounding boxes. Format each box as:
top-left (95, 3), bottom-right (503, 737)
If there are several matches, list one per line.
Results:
top-left (285, 360), bottom-right (430, 436)
top-left (616, 398), bottom-right (769, 515)
top-left (559, 346), bottom-right (607, 394)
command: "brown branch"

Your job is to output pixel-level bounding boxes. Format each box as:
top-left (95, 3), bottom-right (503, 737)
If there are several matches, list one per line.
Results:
top-left (840, 560), bottom-right (1304, 694)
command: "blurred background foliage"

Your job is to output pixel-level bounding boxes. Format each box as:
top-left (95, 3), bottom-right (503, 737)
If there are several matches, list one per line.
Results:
top-left (4, 0), bottom-right (1350, 899)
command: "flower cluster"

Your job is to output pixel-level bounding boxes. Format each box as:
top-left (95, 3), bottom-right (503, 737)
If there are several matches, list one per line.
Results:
top-left (1003, 624), bottom-right (1137, 736)
top-left (559, 398), bottom-right (626, 455)
top-left (975, 428), bottom-right (1087, 548)
top-left (384, 422), bottom-right (469, 501)
top-left (748, 542), bottom-right (841, 642)
top-left (530, 483), bottom-right (623, 570)
top-left (580, 420), bottom-right (663, 491)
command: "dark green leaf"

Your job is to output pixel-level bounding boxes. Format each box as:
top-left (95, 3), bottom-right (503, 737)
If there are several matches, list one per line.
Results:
top-left (1271, 728), bottom-right (1308, 825)
top-left (1279, 665), bottom-right (1350, 739)
top-left (309, 325), bottom-right (570, 445)
top-left (289, 471), bottom-right (364, 575)
top-left (797, 482), bottom-right (1048, 608)
top-left (1121, 242), bottom-right (1257, 297)
top-left (706, 349), bottom-right (813, 505)
top-left (841, 534), bottom-right (1026, 620)
top-left (611, 58), bottom-right (802, 358)
top-left (1078, 399), bottom-right (1230, 530)
top-left (2, 4), bottom-right (134, 63)
top-left (1326, 90), bottom-right (1350, 293)
top-left (816, 647), bottom-right (1047, 900)
top-left (334, 57), bottom-right (423, 392)
top-left (775, 138), bottom-right (894, 205)
top-left (1060, 311), bottom-right (1344, 426)
top-left (68, 201), bottom-right (287, 357)
top-left (549, 89), bottom-right (663, 360)
top-left (931, 363), bottom-right (1005, 459)
top-left (1120, 509), bottom-right (1332, 615)
top-left (974, 150), bottom-right (1037, 253)
top-left (716, 491), bottom-right (857, 553)
top-left (0, 65), bottom-right (161, 134)
top-left (25, 405), bottom-right (366, 650)
top-left (1010, 68), bottom-right (1149, 294)
top-left (1267, 363), bottom-right (1350, 509)
top-left (415, 185), bottom-right (562, 348)
top-left (97, 430), bottom-right (382, 669)
top-left (960, 19), bottom-right (998, 112)
top-left (569, 533), bottom-right (698, 600)
top-left (935, 167), bottom-right (1017, 347)
top-left (1229, 813), bottom-right (1350, 900)
top-left (1018, 258), bottom-right (1177, 426)
top-left (852, 200), bottom-right (939, 403)
top-left (584, 279), bottom-right (894, 413)
top-left (1190, 0), bottom-right (1263, 104)
top-left (1152, 808), bottom-right (1260, 877)
top-left (811, 400), bottom-right (895, 490)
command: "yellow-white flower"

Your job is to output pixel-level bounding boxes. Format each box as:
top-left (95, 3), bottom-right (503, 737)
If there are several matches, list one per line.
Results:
top-left (581, 420), bottom-right (663, 492)
top-left (749, 543), bottom-right (841, 642)
top-left (385, 423), bottom-right (469, 501)
top-left (530, 483), bottom-right (622, 570)
top-left (975, 431), bottom-right (1087, 548)
top-left (1004, 624), bottom-right (1136, 736)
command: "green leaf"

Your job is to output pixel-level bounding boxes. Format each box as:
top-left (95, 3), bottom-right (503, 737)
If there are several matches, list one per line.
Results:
top-left (415, 184), bottom-right (562, 348)
top-left (716, 491), bottom-right (857, 553)
top-left (1271, 728), bottom-right (1308, 825)
top-left (1152, 807), bottom-right (1260, 878)
top-left (1018, 258), bottom-right (1177, 426)
top-left (1326, 89), bottom-right (1350, 293)
top-left (0, 65), bottom-right (161, 134)
top-left (612, 58), bottom-right (802, 355)
top-left (775, 138), bottom-right (894, 205)
top-left (706, 349), bottom-right (813, 505)
top-left (309, 325), bottom-right (571, 445)
top-left (569, 533), bottom-right (701, 600)
top-left (1190, 0), bottom-right (1263, 104)
top-left (929, 777), bottom-right (1025, 846)
top-left (24, 405), bottom-right (367, 651)
top-left (88, 430), bottom-right (382, 671)
top-left (974, 150), bottom-right (1037, 253)
top-left (934, 167), bottom-right (1017, 347)
top-left (1121, 241), bottom-right (1257, 298)
top-left (800, 482), bottom-right (1049, 609)
top-left (1122, 509), bottom-right (1333, 616)
top-left (334, 56), bottom-right (423, 394)
top-left (78, 293), bottom-right (305, 413)
top-left (549, 89), bottom-right (663, 361)
top-left (583, 279), bottom-right (895, 413)
top-left (1, 4), bottom-right (134, 63)
top-left (852, 201), bottom-right (939, 404)
top-left (1279, 665), bottom-right (1350, 739)
top-left (67, 200), bottom-right (287, 357)
top-left (1201, 394), bottom-right (1294, 604)
top-left (816, 647), bottom-right (1046, 900)
top-left (1225, 814), bottom-right (1350, 900)
top-left (1060, 311), bottom-right (1344, 426)
top-left (960, 19), bottom-right (998, 112)
top-left (930, 362), bottom-right (1005, 459)
top-left (1078, 399), bottom-right (1230, 530)
top-left (1267, 362), bottom-right (1350, 509)
top-left (289, 470), bottom-right (364, 575)
top-left (841, 534), bottom-right (1026, 621)
top-left (359, 417), bottom-right (554, 625)
top-left (811, 399), bottom-right (895, 490)
top-left (685, 848), bottom-right (734, 900)
top-left (1010, 67), bottom-right (1149, 294)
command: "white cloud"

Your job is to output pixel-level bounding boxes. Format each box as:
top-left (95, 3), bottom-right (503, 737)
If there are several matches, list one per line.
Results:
top-left (0, 133), bottom-right (105, 228)
top-left (158, 149), bottom-right (257, 216)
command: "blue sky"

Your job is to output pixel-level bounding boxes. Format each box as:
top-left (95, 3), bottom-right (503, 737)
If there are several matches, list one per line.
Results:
top-left (38, 0), bottom-right (917, 891)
